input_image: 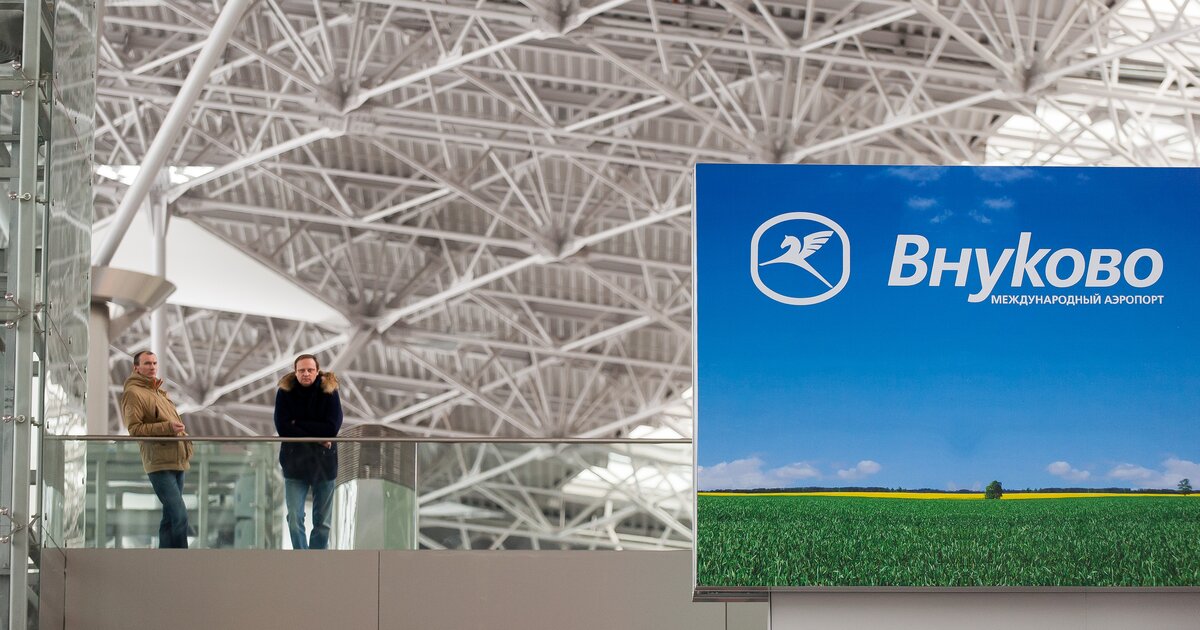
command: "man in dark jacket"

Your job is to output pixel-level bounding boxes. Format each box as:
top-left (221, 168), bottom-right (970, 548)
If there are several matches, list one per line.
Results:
top-left (274, 354), bottom-right (342, 549)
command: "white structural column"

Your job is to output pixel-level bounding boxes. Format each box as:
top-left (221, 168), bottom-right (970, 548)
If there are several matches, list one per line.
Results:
top-left (148, 169), bottom-right (171, 370)
top-left (7, 2), bottom-right (43, 626)
top-left (92, 0), bottom-right (256, 267)
top-left (86, 304), bottom-right (111, 434)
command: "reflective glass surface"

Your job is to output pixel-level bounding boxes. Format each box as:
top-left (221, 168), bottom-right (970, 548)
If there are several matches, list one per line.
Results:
top-left (49, 438), bottom-right (693, 551)
top-left (41, 0), bottom-right (97, 555)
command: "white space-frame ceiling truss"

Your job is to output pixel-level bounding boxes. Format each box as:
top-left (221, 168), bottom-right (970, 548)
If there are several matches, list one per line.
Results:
top-left (92, 0), bottom-right (1200, 549)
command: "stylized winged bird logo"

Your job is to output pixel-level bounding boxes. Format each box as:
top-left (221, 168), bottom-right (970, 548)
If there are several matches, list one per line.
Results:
top-left (758, 230), bottom-right (835, 288)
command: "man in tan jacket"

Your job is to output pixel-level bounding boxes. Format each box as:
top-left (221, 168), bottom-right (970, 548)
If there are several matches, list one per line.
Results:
top-left (122, 351), bottom-right (193, 548)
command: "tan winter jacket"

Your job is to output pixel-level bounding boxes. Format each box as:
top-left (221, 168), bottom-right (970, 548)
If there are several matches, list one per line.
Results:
top-left (121, 372), bottom-right (193, 473)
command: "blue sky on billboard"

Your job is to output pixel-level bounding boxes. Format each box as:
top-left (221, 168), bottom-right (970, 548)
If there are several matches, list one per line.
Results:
top-left (695, 165), bottom-right (1200, 492)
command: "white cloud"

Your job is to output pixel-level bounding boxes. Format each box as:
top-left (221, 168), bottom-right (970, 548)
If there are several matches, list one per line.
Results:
top-left (1109, 463), bottom-right (1156, 482)
top-left (907, 196), bottom-right (937, 210)
top-left (1047, 460), bottom-right (1090, 482)
top-left (929, 210), bottom-right (954, 224)
top-left (836, 460), bottom-right (882, 481)
top-left (1164, 458), bottom-right (1200, 484)
top-left (983, 197), bottom-right (1014, 210)
top-left (1107, 458), bottom-right (1200, 489)
top-left (968, 210), bottom-right (993, 224)
top-left (888, 167), bottom-right (946, 183)
top-left (772, 462), bottom-right (821, 480)
top-left (697, 458), bottom-right (767, 490)
top-left (697, 457), bottom-right (820, 491)
top-left (977, 168), bottom-right (1036, 183)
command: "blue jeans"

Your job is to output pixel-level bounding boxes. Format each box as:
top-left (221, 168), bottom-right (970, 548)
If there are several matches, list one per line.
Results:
top-left (285, 478), bottom-right (334, 549)
top-left (147, 470), bottom-right (189, 549)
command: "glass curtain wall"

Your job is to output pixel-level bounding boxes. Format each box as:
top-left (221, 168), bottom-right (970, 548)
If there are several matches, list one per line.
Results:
top-left (1, 0), bottom-right (95, 628)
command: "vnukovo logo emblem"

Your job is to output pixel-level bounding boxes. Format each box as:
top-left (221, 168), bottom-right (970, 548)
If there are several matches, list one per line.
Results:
top-left (751, 213), bottom-right (850, 305)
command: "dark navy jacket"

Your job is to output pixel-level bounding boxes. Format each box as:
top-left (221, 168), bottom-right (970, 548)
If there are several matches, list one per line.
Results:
top-left (273, 371), bottom-right (343, 481)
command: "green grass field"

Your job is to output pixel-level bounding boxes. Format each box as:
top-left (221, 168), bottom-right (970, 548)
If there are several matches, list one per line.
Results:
top-left (696, 495), bottom-right (1200, 587)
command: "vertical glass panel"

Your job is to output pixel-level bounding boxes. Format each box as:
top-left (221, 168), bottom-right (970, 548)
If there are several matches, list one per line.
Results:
top-left (417, 441), bottom-right (693, 551)
top-left (0, 90), bottom-right (19, 599)
top-left (0, 89), bottom-right (14, 195)
top-left (84, 441), bottom-right (284, 549)
top-left (41, 0), bottom-right (97, 558)
top-left (333, 440), bottom-right (417, 550)
top-left (0, 327), bottom-right (12, 603)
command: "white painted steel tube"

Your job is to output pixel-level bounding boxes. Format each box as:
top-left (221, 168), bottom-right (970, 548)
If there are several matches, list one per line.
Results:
top-left (92, 0), bottom-right (255, 266)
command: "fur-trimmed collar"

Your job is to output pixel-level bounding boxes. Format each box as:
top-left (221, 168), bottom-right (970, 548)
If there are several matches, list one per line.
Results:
top-left (278, 371), bottom-right (338, 393)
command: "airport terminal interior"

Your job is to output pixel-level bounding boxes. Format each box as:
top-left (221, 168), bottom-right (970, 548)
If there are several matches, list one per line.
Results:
top-left (2, 0), bottom-right (1200, 628)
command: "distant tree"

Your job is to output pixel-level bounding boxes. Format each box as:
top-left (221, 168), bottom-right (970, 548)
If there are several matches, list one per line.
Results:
top-left (985, 480), bottom-right (1004, 500)
top-left (1179, 478), bottom-right (1193, 495)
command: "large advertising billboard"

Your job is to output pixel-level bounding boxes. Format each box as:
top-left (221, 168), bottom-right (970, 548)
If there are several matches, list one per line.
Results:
top-left (694, 165), bottom-right (1200, 590)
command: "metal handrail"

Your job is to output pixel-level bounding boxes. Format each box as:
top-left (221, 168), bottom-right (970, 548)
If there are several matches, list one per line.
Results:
top-left (48, 435), bottom-right (692, 444)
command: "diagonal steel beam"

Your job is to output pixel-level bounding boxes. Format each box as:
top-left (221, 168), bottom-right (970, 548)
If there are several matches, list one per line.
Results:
top-left (711, 0), bottom-right (789, 49)
top-left (586, 40), bottom-right (759, 154)
top-left (346, 29), bottom-right (542, 110)
top-left (372, 202), bottom-right (692, 332)
top-left (177, 199), bottom-right (536, 251)
top-left (179, 332), bottom-right (350, 411)
top-left (910, 0), bottom-right (1012, 76)
top-left (419, 446), bottom-right (553, 504)
top-left (788, 89), bottom-right (1006, 162)
top-left (1033, 18), bottom-right (1200, 92)
top-left (401, 348), bottom-right (541, 436)
top-left (170, 126), bottom-right (342, 198)
top-left (93, 0), bottom-right (256, 266)
top-left (377, 301), bottom-right (689, 430)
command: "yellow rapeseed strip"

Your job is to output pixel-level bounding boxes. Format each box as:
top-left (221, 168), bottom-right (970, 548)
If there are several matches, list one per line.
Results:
top-left (698, 491), bottom-right (1191, 500)
top-left (1001, 493), bottom-right (1182, 500)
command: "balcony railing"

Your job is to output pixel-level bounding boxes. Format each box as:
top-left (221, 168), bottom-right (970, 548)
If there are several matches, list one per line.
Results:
top-left (42, 436), bottom-right (694, 552)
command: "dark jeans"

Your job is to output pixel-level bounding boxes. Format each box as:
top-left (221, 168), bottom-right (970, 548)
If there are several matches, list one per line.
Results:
top-left (285, 477), bottom-right (335, 549)
top-left (147, 470), bottom-right (189, 548)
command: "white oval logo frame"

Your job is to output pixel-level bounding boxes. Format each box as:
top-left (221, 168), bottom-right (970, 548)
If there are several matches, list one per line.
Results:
top-left (750, 212), bottom-right (851, 306)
